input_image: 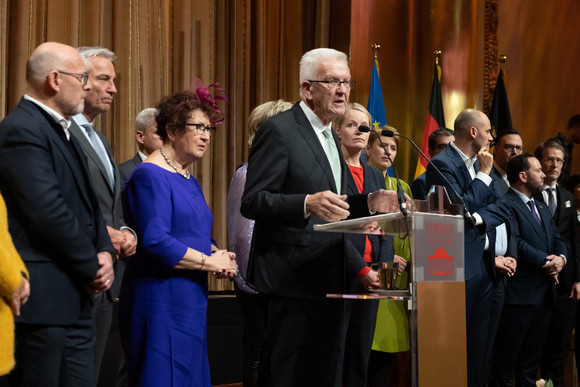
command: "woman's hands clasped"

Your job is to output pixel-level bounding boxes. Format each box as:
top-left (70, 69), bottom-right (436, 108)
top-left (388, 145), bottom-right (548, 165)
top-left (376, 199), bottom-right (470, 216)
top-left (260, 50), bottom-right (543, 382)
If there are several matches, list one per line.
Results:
top-left (209, 249), bottom-right (238, 279)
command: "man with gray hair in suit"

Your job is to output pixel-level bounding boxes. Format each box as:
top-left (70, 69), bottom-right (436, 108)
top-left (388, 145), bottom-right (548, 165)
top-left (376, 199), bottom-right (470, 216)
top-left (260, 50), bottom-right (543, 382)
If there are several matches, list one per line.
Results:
top-left (118, 108), bottom-right (161, 182)
top-left (69, 46), bottom-right (137, 383)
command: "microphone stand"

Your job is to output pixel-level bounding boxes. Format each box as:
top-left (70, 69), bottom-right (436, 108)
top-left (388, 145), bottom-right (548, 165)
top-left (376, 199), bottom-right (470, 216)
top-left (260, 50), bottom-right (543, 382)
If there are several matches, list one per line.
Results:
top-left (379, 129), bottom-right (475, 225)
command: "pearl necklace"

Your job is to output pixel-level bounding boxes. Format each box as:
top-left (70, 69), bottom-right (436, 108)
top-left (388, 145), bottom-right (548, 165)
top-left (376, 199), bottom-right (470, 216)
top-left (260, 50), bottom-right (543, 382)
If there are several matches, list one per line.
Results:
top-left (160, 148), bottom-right (190, 179)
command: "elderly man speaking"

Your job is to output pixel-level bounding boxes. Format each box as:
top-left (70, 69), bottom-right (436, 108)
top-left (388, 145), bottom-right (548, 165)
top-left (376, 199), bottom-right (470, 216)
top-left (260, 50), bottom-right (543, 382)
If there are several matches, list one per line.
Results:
top-left (241, 48), bottom-right (403, 387)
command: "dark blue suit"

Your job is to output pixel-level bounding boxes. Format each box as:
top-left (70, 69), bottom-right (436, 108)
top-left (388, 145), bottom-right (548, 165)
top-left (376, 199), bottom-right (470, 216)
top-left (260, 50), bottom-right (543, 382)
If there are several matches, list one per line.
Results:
top-left (410, 171), bottom-right (428, 200)
top-left (0, 97), bottom-right (114, 386)
top-left (425, 144), bottom-right (509, 386)
top-left (338, 161), bottom-right (394, 387)
top-left (492, 189), bottom-right (567, 387)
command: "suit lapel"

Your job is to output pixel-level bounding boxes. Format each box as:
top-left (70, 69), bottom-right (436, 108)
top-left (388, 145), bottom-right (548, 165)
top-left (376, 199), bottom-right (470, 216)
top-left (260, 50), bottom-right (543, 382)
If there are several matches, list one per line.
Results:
top-left (97, 130), bottom-right (122, 201)
top-left (23, 101), bottom-right (94, 210)
top-left (69, 121), bottom-right (114, 195)
top-left (293, 105), bottom-right (339, 193)
top-left (447, 146), bottom-right (472, 185)
top-left (509, 191), bottom-right (547, 243)
top-left (536, 200), bottom-right (552, 247)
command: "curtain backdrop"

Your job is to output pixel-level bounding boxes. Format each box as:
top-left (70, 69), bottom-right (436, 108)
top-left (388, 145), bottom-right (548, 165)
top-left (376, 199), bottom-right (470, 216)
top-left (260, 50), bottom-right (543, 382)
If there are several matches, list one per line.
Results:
top-left (1, 0), bottom-right (579, 289)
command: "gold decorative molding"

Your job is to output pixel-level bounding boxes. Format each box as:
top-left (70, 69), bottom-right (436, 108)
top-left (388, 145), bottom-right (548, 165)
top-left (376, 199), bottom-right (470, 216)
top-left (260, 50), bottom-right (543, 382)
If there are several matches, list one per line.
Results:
top-left (484, 0), bottom-right (499, 116)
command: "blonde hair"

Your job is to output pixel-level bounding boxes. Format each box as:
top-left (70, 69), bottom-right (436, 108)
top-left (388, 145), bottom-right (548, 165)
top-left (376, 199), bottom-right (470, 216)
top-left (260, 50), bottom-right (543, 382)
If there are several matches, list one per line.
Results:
top-left (368, 125), bottom-right (399, 147)
top-left (247, 100), bottom-right (294, 146)
top-left (333, 102), bottom-right (372, 130)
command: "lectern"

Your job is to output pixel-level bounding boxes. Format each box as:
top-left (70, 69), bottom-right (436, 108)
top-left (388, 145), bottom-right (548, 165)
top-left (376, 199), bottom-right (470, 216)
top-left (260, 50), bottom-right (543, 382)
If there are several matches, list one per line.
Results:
top-left (314, 186), bottom-right (467, 387)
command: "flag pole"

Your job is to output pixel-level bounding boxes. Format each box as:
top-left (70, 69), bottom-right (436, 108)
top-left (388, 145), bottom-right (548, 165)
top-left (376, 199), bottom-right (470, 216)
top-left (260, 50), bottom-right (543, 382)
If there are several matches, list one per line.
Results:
top-left (498, 54), bottom-right (507, 71)
top-left (433, 49), bottom-right (441, 65)
top-left (371, 43), bottom-right (380, 59)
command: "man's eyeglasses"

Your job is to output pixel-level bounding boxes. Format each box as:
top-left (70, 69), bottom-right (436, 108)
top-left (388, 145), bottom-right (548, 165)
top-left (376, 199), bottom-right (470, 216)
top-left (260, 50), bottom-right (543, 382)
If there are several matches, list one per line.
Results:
top-left (308, 79), bottom-right (355, 90)
top-left (184, 123), bottom-right (217, 135)
top-left (543, 157), bottom-right (564, 165)
top-left (502, 144), bottom-right (523, 152)
top-left (58, 71), bottom-right (89, 85)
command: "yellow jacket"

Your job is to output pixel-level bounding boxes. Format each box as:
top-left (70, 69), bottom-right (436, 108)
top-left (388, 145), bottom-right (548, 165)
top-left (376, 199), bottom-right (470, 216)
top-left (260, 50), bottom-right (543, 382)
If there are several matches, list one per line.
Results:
top-left (0, 194), bottom-right (27, 376)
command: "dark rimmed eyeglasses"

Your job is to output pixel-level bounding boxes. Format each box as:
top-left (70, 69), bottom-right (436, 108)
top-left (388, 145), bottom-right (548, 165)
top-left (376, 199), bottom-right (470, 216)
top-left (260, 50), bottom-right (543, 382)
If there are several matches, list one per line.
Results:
top-left (58, 70), bottom-right (89, 85)
top-left (502, 144), bottom-right (524, 152)
top-left (183, 123), bottom-right (217, 135)
top-left (308, 79), bottom-right (355, 90)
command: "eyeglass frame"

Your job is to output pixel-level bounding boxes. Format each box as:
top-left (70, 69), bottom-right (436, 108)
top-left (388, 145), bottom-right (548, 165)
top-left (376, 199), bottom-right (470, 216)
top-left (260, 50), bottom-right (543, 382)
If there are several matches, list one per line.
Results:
top-left (58, 70), bottom-right (89, 85)
top-left (308, 79), bottom-right (355, 90)
top-left (500, 144), bottom-right (524, 152)
top-left (542, 156), bottom-right (565, 165)
top-left (183, 123), bottom-right (217, 135)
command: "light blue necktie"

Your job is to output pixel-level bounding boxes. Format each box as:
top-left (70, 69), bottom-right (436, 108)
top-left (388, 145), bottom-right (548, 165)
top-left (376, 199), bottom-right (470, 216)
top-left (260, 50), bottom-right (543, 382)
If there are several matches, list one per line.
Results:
top-left (83, 123), bottom-right (114, 189)
top-left (322, 128), bottom-right (341, 194)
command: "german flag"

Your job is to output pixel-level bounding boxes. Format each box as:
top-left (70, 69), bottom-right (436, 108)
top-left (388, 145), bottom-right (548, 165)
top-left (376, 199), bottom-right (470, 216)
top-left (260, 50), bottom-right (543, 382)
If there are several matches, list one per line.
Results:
top-left (414, 63), bottom-right (445, 179)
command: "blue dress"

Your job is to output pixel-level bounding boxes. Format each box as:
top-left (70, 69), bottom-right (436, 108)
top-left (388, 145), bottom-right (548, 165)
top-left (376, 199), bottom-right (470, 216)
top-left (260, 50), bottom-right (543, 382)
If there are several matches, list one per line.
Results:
top-left (120, 163), bottom-right (212, 387)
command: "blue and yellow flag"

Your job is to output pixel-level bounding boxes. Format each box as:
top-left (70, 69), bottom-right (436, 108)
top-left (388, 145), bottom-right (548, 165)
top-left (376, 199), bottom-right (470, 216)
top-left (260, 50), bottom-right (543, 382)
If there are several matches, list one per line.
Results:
top-left (366, 57), bottom-right (391, 174)
top-left (367, 58), bottom-right (387, 129)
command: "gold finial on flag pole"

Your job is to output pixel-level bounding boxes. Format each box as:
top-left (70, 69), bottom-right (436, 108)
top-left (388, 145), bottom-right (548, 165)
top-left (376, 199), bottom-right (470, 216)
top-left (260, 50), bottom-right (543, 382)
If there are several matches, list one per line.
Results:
top-left (371, 44), bottom-right (380, 59)
top-left (433, 49), bottom-right (442, 65)
top-left (499, 54), bottom-right (507, 70)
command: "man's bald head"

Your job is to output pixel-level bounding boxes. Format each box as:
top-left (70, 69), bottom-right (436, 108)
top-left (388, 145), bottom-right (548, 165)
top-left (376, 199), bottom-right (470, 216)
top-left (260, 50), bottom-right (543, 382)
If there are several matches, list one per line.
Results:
top-left (25, 42), bottom-right (90, 118)
top-left (26, 42), bottom-right (83, 90)
top-left (454, 108), bottom-right (488, 136)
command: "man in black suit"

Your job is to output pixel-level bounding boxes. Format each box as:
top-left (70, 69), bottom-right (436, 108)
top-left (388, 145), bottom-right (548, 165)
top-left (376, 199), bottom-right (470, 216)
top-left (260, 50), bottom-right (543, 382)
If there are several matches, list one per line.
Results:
top-left (547, 114), bottom-right (580, 186)
top-left (118, 108), bottom-right (161, 182)
top-left (69, 47), bottom-right (137, 384)
top-left (410, 127), bottom-right (454, 199)
top-left (426, 108), bottom-right (510, 387)
top-left (241, 48), bottom-right (402, 387)
top-left (492, 129), bottom-right (523, 194)
top-left (534, 141), bottom-right (580, 387)
top-left (492, 153), bottom-right (567, 387)
top-left (0, 42), bottom-right (115, 387)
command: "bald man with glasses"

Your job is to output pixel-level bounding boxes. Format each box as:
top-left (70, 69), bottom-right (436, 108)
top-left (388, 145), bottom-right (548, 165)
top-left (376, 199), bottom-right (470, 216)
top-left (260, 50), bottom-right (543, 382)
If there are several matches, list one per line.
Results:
top-left (0, 42), bottom-right (115, 387)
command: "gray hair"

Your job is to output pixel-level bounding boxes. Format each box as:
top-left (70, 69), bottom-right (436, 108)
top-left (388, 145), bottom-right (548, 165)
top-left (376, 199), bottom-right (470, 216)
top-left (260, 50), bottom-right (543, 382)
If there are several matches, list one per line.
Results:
top-left (299, 48), bottom-right (348, 98)
top-left (135, 108), bottom-right (158, 133)
top-left (77, 46), bottom-right (116, 69)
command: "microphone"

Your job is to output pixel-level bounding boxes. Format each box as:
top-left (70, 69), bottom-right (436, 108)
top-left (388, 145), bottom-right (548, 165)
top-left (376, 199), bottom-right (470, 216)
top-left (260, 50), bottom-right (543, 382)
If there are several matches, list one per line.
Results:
top-left (378, 129), bottom-right (474, 224)
top-left (358, 125), bottom-right (371, 133)
top-left (369, 127), bottom-right (408, 218)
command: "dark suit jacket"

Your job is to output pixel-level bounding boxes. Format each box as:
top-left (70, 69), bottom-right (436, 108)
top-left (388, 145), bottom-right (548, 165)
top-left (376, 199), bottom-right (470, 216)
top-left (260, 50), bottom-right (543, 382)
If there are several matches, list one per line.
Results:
top-left (119, 153), bottom-right (142, 183)
top-left (241, 103), bottom-right (371, 299)
top-left (493, 166), bottom-right (510, 195)
top-left (410, 172), bottom-right (428, 200)
top-left (505, 189), bottom-right (567, 305)
top-left (69, 120), bottom-right (129, 297)
top-left (0, 97), bottom-right (114, 325)
top-left (344, 161), bottom-right (393, 277)
top-left (425, 144), bottom-right (510, 281)
top-left (533, 186), bottom-right (580, 290)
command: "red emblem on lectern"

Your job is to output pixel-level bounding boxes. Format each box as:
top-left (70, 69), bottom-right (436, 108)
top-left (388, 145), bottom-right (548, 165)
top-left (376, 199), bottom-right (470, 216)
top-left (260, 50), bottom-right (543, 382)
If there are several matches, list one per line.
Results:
top-left (427, 248), bottom-right (455, 276)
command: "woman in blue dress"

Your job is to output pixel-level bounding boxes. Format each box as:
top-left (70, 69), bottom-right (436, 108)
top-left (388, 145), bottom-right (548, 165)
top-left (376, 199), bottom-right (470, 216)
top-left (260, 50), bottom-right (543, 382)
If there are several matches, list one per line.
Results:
top-left (120, 83), bottom-right (237, 387)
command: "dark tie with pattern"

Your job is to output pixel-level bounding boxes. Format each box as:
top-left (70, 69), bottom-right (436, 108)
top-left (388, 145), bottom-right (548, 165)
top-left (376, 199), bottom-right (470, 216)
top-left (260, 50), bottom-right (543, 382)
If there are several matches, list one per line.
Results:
top-left (527, 200), bottom-right (541, 225)
top-left (546, 187), bottom-right (556, 215)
